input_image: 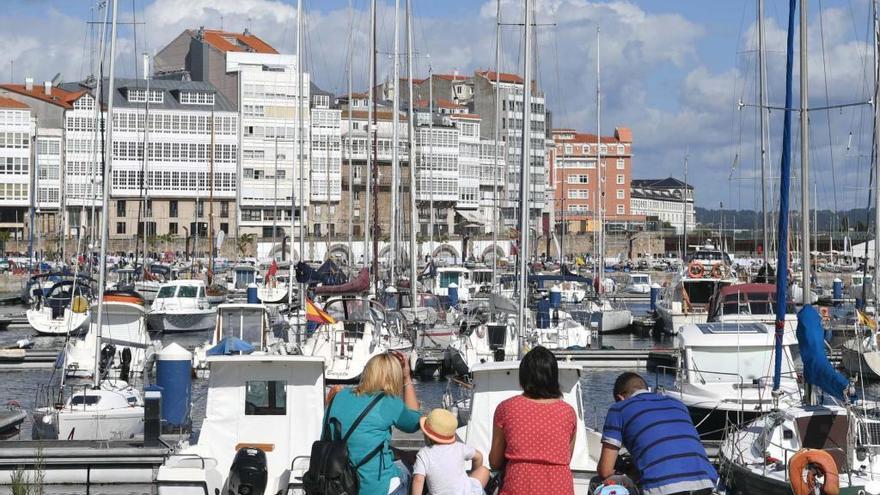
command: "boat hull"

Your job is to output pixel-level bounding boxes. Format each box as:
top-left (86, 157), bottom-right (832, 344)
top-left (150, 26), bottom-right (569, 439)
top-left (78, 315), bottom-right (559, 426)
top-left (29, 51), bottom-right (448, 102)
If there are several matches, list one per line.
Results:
top-left (596, 309), bottom-right (633, 334)
top-left (687, 404), bottom-right (762, 441)
top-left (840, 341), bottom-right (880, 380)
top-left (27, 308), bottom-right (90, 336)
top-left (656, 306), bottom-right (708, 335)
top-left (32, 407), bottom-right (144, 441)
top-left (147, 310), bottom-right (216, 333)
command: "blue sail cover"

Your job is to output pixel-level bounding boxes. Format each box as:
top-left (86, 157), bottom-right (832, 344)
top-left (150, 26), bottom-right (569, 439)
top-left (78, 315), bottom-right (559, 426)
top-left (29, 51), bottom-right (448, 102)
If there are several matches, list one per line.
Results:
top-left (797, 305), bottom-right (849, 401)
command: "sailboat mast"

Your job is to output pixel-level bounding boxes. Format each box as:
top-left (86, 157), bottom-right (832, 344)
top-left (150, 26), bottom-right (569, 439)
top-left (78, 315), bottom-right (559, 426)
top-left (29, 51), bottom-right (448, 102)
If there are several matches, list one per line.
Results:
top-left (800, 0), bottom-right (811, 304)
top-left (406, 0), bottom-right (417, 305)
top-left (94, 0), bottom-right (119, 389)
top-left (773, 0), bottom-right (797, 393)
top-left (391, 0), bottom-right (401, 284)
top-left (139, 53), bottom-right (151, 280)
top-left (873, 0), bottom-right (880, 304)
top-left (365, 0), bottom-right (375, 273)
top-left (297, 0), bottom-right (305, 308)
top-left (758, 0), bottom-right (771, 267)
top-left (516, 0), bottom-right (533, 359)
top-left (371, 0), bottom-right (380, 295)
top-left (596, 26), bottom-right (602, 291)
top-left (347, 0), bottom-right (354, 265)
top-left (492, 0), bottom-right (501, 288)
top-left (208, 107), bottom-right (215, 276)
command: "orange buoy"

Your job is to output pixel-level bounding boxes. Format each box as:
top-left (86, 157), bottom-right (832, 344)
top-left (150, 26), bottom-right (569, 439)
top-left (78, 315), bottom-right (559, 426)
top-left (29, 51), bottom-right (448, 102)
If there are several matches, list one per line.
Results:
top-left (710, 262), bottom-right (724, 279)
top-left (688, 261), bottom-right (704, 278)
top-left (788, 448), bottom-right (839, 495)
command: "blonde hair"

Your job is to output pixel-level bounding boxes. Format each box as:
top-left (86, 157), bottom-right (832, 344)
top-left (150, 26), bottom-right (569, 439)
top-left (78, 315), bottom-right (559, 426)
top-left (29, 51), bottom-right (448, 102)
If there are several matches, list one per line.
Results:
top-left (355, 353), bottom-right (404, 397)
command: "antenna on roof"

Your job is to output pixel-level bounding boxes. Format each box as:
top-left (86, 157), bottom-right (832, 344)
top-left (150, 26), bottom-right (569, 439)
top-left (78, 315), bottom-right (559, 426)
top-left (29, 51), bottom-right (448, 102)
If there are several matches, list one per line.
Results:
top-left (51, 73), bottom-right (63, 87)
top-left (220, 15), bottom-right (224, 31)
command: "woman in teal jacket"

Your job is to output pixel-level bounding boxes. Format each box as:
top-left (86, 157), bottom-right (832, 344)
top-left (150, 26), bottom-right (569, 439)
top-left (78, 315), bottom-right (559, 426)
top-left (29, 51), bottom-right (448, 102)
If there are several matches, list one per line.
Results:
top-left (324, 351), bottom-right (421, 494)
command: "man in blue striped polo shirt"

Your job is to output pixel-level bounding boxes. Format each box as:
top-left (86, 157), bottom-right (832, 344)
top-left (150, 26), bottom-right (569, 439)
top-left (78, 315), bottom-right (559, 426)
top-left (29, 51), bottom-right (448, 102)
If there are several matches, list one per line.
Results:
top-left (595, 372), bottom-right (716, 495)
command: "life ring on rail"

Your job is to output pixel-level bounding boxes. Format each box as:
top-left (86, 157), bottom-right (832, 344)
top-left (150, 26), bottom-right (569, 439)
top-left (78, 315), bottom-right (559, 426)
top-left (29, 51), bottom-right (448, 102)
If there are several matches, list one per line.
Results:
top-left (710, 263), bottom-right (724, 279)
top-left (688, 262), bottom-right (704, 278)
top-left (788, 448), bottom-right (839, 495)
top-left (819, 307), bottom-right (831, 322)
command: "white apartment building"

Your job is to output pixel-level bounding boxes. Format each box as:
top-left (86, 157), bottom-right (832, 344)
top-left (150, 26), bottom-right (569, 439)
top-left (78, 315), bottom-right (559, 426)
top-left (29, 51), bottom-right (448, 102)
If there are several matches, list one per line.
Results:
top-left (35, 128), bottom-right (62, 212)
top-left (414, 119), bottom-right (458, 236)
top-left (479, 138), bottom-right (504, 234)
top-left (630, 178), bottom-right (695, 234)
top-left (228, 51), bottom-right (309, 238)
top-left (472, 71), bottom-right (547, 228)
top-left (106, 78), bottom-right (238, 239)
top-left (0, 96), bottom-right (32, 235)
top-left (309, 85), bottom-right (342, 236)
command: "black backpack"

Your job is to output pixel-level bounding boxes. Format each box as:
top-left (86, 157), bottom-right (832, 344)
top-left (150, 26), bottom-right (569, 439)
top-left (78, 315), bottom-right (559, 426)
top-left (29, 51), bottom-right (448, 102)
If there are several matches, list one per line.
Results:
top-left (302, 392), bottom-right (386, 495)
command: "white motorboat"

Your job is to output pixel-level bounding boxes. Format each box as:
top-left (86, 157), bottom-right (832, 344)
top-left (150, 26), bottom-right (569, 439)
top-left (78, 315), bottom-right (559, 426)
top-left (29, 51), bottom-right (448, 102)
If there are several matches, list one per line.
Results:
top-left (624, 272), bottom-right (652, 294)
top-left (657, 322), bottom-right (801, 440)
top-left (156, 354), bottom-right (325, 495)
top-left (32, 379), bottom-right (144, 440)
top-left (433, 265), bottom-right (473, 303)
top-left (26, 278), bottom-right (92, 336)
top-left (64, 291), bottom-right (158, 379)
top-left (301, 297), bottom-right (406, 383)
top-left (111, 267), bottom-right (162, 303)
top-left (228, 264), bottom-right (258, 294)
top-left (445, 361), bottom-right (602, 493)
top-left (656, 245), bottom-right (737, 334)
top-left (530, 307), bottom-right (592, 350)
top-left (147, 279), bottom-right (217, 333)
top-left (447, 314), bottom-right (521, 374)
top-left (588, 298), bottom-right (633, 334)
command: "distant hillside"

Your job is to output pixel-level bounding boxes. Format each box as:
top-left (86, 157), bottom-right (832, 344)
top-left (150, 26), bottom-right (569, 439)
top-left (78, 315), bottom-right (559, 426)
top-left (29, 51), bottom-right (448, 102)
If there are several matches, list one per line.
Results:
top-left (695, 207), bottom-right (875, 232)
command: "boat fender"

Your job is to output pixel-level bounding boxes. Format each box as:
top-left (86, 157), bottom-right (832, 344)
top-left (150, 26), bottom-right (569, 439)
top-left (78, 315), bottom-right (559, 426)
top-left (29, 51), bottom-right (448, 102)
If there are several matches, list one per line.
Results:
top-left (71, 295), bottom-right (88, 314)
top-left (688, 262), bottom-right (704, 278)
top-left (476, 325), bottom-right (486, 339)
top-left (710, 263), bottom-right (724, 279)
top-left (788, 448), bottom-right (839, 495)
top-left (99, 344), bottom-right (116, 376)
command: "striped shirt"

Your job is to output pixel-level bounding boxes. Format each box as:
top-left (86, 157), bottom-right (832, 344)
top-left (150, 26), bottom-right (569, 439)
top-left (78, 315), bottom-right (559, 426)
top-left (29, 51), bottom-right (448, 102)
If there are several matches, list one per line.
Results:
top-left (601, 390), bottom-right (716, 495)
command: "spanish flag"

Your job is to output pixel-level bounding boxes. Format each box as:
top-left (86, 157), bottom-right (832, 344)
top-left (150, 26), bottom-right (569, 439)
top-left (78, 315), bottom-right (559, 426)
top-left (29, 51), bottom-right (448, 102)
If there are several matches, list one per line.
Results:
top-left (858, 310), bottom-right (877, 331)
top-left (306, 298), bottom-right (336, 325)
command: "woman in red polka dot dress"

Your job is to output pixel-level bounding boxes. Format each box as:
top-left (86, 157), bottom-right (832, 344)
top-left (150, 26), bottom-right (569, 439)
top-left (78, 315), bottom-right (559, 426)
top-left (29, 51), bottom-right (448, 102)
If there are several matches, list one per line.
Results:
top-left (489, 346), bottom-right (576, 495)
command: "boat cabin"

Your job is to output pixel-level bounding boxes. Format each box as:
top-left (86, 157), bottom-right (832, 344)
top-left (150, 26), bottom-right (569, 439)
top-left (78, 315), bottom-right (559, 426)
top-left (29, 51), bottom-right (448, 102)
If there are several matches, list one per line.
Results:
top-left (381, 291), bottom-right (446, 320)
top-left (675, 322), bottom-right (797, 385)
top-left (457, 361), bottom-right (601, 483)
top-left (232, 265), bottom-right (258, 290)
top-left (212, 304), bottom-right (271, 349)
top-left (707, 283), bottom-right (796, 323)
top-left (157, 355), bottom-right (326, 495)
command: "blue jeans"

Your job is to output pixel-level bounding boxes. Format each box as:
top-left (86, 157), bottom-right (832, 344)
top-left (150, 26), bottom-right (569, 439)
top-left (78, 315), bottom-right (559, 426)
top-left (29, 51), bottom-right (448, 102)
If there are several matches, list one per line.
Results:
top-left (388, 459), bottom-right (412, 495)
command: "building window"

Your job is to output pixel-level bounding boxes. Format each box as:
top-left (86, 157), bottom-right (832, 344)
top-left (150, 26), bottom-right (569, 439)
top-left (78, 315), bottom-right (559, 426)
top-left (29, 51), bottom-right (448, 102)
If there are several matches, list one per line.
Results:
top-left (616, 204), bottom-right (625, 215)
top-left (145, 200), bottom-right (153, 217)
top-left (180, 91), bottom-right (215, 105)
top-left (616, 189), bottom-right (625, 199)
top-left (197, 201), bottom-right (204, 217)
top-left (116, 200), bottom-right (126, 218)
top-left (169, 200), bottom-right (178, 218)
top-left (116, 222), bottom-right (126, 234)
top-left (168, 222), bottom-right (178, 235)
top-left (616, 158), bottom-right (625, 169)
top-left (220, 222), bottom-right (229, 235)
top-left (313, 224), bottom-right (322, 236)
top-left (220, 201), bottom-right (229, 218)
top-left (617, 144), bottom-right (625, 154)
top-left (616, 174), bottom-right (624, 185)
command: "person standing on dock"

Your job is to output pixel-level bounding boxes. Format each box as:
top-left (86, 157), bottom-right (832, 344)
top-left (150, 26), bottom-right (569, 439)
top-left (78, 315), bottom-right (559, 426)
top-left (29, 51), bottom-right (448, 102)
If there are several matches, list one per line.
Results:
top-left (594, 372), bottom-right (716, 495)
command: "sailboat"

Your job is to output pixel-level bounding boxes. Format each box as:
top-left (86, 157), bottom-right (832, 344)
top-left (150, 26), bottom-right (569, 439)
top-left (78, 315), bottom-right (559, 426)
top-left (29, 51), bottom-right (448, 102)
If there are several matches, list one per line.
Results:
top-left (32, 0), bottom-right (147, 441)
top-left (719, 2), bottom-right (880, 493)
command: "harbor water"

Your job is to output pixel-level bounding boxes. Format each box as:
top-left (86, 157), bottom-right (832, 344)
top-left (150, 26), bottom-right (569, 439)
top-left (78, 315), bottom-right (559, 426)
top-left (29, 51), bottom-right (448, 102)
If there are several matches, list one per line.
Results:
top-left (0, 299), bottom-right (871, 494)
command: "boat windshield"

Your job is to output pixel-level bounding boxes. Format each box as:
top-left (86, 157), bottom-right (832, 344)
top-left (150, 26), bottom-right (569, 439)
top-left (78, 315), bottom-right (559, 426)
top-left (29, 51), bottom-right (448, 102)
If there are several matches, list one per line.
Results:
top-left (178, 286), bottom-right (197, 298)
top-left (219, 308), bottom-right (264, 343)
top-left (472, 271), bottom-right (492, 284)
top-left (70, 395), bottom-right (100, 406)
top-left (156, 286), bottom-right (176, 299)
top-left (439, 272), bottom-right (460, 288)
top-left (688, 346), bottom-right (791, 383)
top-left (683, 280), bottom-right (728, 305)
top-left (631, 275), bottom-right (649, 284)
top-left (721, 291), bottom-right (795, 316)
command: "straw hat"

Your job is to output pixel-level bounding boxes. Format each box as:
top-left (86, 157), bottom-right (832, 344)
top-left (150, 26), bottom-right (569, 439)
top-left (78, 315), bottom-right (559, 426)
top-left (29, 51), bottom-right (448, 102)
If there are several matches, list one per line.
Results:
top-left (420, 408), bottom-right (458, 445)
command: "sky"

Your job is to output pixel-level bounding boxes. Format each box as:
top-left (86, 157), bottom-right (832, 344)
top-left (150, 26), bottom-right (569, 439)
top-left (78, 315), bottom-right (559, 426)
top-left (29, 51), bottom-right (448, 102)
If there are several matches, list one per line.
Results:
top-left (1, 0), bottom-right (876, 214)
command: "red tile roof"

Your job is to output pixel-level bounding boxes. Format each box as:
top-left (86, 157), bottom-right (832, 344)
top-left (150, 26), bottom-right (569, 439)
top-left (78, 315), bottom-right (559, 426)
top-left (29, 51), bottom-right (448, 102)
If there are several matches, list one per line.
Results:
top-left (0, 84), bottom-right (86, 109)
top-left (436, 98), bottom-right (466, 109)
top-left (433, 73), bottom-right (468, 81)
top-left (475, 70), bottom-right (524, 85)
top-left (450, 113), bottom-right (481, 120)
top-left (553, 127), bottom-right (633, 144)
top-left (199, 29), bottom-right (277, 54)
top-left (0, 96), bottom-right (29, 109)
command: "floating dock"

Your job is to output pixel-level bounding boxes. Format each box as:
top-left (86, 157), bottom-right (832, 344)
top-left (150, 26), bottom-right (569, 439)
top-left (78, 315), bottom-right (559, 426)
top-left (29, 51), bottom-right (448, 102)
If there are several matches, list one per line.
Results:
top-left (0, 349), bottom-right (59, 370)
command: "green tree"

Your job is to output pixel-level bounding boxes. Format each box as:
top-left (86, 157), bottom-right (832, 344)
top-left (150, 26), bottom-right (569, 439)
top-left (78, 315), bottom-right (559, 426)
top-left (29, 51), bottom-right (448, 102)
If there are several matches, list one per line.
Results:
top-left (237, 233), bottom-right (257, 257)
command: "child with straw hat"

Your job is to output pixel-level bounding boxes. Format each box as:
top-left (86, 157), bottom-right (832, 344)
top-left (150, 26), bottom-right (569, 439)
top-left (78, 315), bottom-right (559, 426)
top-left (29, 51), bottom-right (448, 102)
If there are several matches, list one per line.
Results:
top-left (411, 408), bottom-right (490, 495)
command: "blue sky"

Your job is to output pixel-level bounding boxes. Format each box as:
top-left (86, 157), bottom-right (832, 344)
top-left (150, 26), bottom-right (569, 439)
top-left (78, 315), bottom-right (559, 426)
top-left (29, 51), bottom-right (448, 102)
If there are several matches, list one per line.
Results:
top-left (1, 0), bottom-right (875, 212)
